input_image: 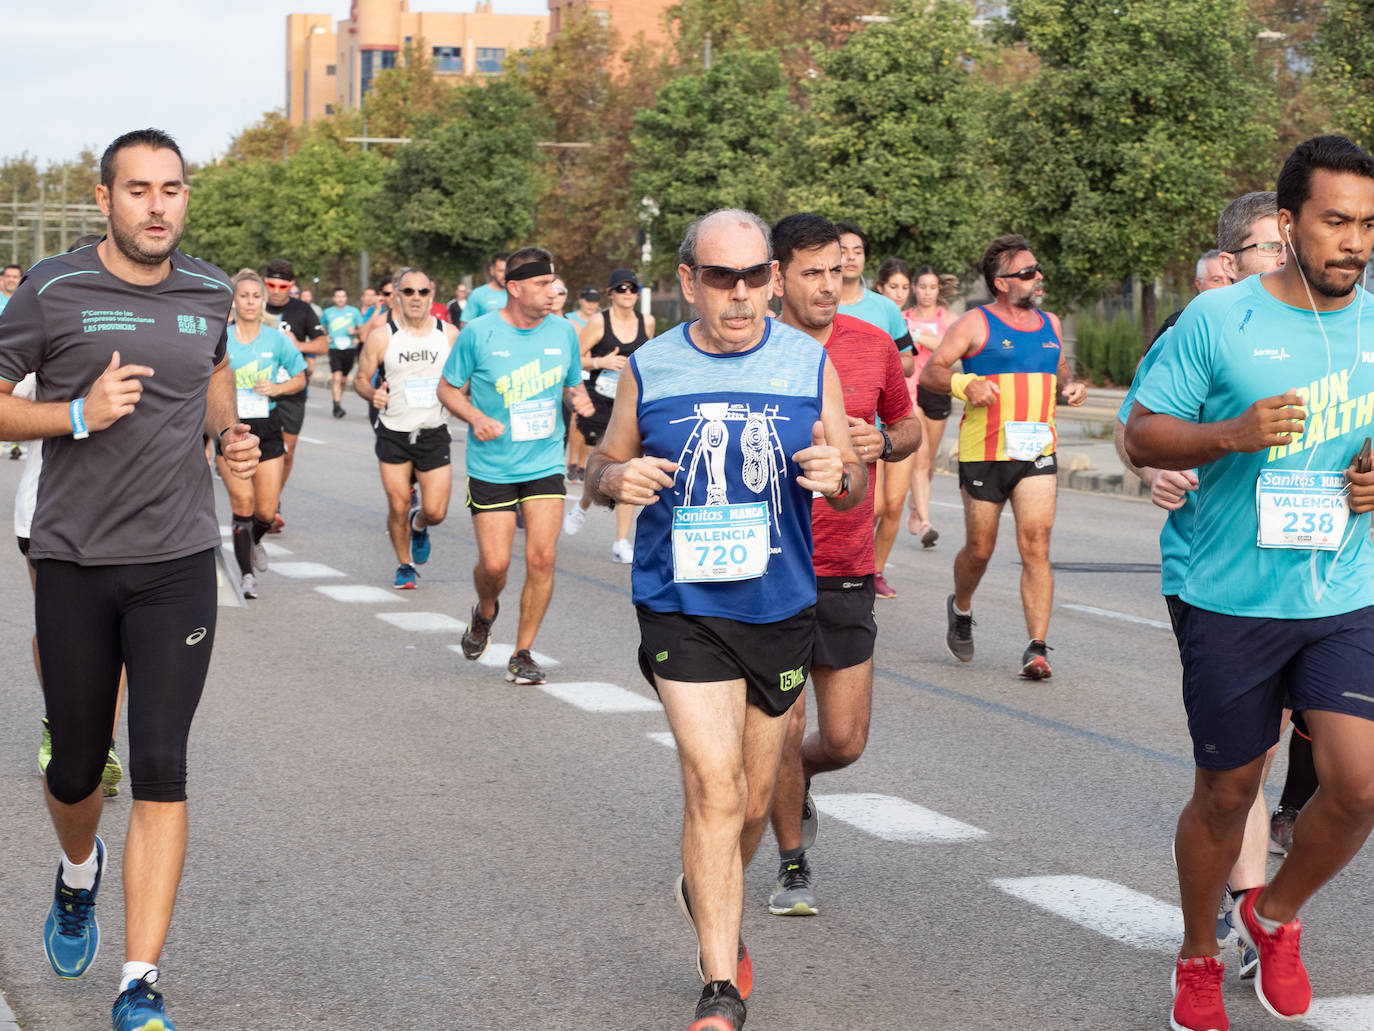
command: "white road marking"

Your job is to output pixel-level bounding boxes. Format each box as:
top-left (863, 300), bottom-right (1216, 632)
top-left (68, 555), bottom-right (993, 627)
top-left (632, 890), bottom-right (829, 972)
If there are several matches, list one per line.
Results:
top-left (992, 875), bottom-right (1180, 950)
top-left (468, 644), bottom-right (561, 670)
top-left (814, 793), bottom-right (988, 842)
top-left (647, 731), bottom-right (677, 750)
top-left (537, 682), bottom-right (662, 712)
top-left (316, 585), bottom-right (405, 603)
top-left (0, 986), bottom-right (20, 1031)
top-left (931, 500), bottom-right (963, 510)
top-left (263, 542), bottom-right (292, 557)
top-left (297, 435), bottom-right (329, 445)
top-left (269, 561), bottom-right (346, 579)
top-left (1062, 603), bottom-right (1171, 630)
top-left (1306, 997), bottom-right (1374, 1030)
top-left (376, 611), bottom-right (465, 632)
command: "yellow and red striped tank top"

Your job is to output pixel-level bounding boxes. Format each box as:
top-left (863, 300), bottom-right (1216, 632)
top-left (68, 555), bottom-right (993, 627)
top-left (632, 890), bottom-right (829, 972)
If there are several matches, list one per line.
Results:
top-left (957, 306), bottom-right (1063, 462)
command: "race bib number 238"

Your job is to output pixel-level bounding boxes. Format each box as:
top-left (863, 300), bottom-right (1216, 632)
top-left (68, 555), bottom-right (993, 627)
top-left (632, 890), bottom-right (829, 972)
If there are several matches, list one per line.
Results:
top-left (1255, 469), bottom-right (1349, 551)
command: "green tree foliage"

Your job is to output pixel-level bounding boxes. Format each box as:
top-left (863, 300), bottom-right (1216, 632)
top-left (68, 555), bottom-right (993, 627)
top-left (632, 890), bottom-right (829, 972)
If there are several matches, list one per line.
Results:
top-left (1309, 0), bottom-right (1374, 150)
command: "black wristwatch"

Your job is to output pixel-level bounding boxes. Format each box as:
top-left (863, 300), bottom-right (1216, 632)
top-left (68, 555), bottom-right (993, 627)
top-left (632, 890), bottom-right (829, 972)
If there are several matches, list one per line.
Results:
top-left (832, 470), bottom-right (851, 500)
top-left (878, 429), bottom-right (893, 461)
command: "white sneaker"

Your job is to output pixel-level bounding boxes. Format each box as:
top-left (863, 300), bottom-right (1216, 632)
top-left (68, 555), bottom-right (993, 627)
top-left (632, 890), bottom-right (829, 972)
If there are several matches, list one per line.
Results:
top-left (611, 538), bottom-right (634, 564)
top-left (241, 572), bottom-right (258, 599)
top-left (563, 505), bottom-right (586, 536)
top-left (251, 541), bottom-right (269, 572)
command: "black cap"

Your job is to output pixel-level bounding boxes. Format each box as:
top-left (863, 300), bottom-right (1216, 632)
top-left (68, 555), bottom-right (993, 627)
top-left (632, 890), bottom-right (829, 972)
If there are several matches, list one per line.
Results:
top-left (607, 269), bottom-right (639, 290)
top-left (579, 285), bottom-right (601, 301)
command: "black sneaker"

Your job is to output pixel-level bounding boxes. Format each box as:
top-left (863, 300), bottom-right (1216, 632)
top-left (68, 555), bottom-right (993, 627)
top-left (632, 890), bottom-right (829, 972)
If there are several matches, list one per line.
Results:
top-left (1019, 639), bottom-right (1053, 679)
top-left (505, 649), bottom-right (546, 685)
top-left (945, 594), bottom-right (974, 662)
top-left (332, 402), bottom-right (345, 419)
top-left (688, 980), bottom-right (746, 1031)
top-left (460, 601), bottom-right (498, 660)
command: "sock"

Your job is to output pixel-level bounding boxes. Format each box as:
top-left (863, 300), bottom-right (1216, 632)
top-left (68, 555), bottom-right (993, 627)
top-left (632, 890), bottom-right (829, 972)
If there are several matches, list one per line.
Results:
top-left (61, 847), bottom-right (99, 891)
top-left (953, 601), bottom-right (971, 616)
top-left (1253, 907), bottom-right (1284, 933)
top-left (231, 515), bottom-right (253, 574)
top-left (411, 510), bottom-right (426, 533)
top-left (250, 515), bottom-right (272, 544)
top-left (779, 846), bottom-right (805, 863)
top-left (121, 962), bottom-right (157, 993)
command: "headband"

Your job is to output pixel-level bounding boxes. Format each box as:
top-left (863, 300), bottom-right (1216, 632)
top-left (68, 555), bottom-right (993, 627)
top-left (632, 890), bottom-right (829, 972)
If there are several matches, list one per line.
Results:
top-left (506, 260), bottom-right (555, 282)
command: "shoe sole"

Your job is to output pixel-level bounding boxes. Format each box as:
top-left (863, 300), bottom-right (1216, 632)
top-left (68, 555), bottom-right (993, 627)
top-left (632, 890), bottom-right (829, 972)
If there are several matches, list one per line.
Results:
top-left (687, 1019), bottom-right (735, 1031)
top-left (945, 640), bottom-right (974, 663)
top-left (1234, 895), bottom-right (1309, 1022)
top-left (394, 583), bottom-right (417, 590)
top-left (768, 899), bottom-right (818, 916)
top-left (505, 671), bottom-right (545, 685)
top-left (1019, 659), bottom-right (1053, 679)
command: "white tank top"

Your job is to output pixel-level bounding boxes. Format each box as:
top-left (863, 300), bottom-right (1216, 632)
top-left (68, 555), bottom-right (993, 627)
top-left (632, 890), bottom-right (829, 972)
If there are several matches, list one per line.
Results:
top-left (380, 318), bottom-right (451, 434)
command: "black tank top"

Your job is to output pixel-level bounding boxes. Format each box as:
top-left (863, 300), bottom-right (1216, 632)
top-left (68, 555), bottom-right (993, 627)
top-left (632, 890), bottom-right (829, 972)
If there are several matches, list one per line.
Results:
top-left (587, 309), bottom-right (649, 420)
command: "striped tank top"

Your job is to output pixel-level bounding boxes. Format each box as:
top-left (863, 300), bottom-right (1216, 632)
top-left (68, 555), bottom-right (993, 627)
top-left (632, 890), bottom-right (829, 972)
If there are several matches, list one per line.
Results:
top-left (958, 306), bottom-right (1062, 462)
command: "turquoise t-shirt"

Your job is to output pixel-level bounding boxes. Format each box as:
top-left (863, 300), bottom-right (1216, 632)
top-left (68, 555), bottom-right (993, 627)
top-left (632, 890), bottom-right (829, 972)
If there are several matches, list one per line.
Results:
top-left (443, 311), bottom-right (582, 483)
top-left (566, 311), bottom-right (588, 329)
top-left (1118, 328), bottom-right (1195, 598)
top-left (1136, 275), bottom-right (1374, 618)
top-left (322, 305), bottom-right (363, 349)
top-left (463, 284), bottom-right (507, 323)
top-left (227, 324), bottom-right (306, 414)
top-left (839, 291), bottom-right (912, 352)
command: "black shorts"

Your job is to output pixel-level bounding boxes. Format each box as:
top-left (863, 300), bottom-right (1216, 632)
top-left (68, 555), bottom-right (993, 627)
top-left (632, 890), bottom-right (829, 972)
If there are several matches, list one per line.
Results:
top-left (636, 605), bottom-right (815, 718)
top-left (329, 348), bottom-right (357, 376)
top-left (959, 454), bottom-right (1057, 504)
top-left (274, 390), bottom-right (306, 435)
top-left (916, 383), bottom-right (952, 421)
top-left (216, 415), bottom-right (285, 462)
top-left (579, 418), bottom-right (609, 447)
top-left (375, 423), bottom-right (452, 472)
top-left (466, 473), bottom-right (565, 512)
top-left (813, 575), bottom-right (878, 669)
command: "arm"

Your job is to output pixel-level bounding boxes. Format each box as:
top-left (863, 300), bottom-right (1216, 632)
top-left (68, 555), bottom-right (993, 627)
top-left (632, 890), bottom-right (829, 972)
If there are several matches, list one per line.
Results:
top-left (256, 371), bottom-right (307, 396)
top-left (644, 313), bottom-right (657, 338)
top-left (353, 326), bottom-right (388, 405)
top-left (1114, 416), bottom-right (1198, 510)
top-left (919, 311), bottom-right (999, 407)
top-left (1124, 393), bottom-right (1306, 470)
top-left (584, 368), bottom-right (678, 509)
top-left (565, 382), bottom-right (595, 418)
top-left (1052, 316), bottom-right (1086, 405)
top-left (300, 331), bottom-right (329, 356)
top-left (205, 357), bottom-right (259, 479)
top-left (0, 350), bottom-right (156, 440)
top-left (848, 412), bottom-right (920, 464)
top-left (578, 317), bottom-right (623, 373)
top-left (436, 377), bottom-right (505, 441)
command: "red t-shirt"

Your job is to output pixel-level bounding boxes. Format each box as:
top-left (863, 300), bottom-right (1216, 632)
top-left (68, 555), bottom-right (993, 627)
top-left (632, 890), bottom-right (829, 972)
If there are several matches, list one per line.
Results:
top-left (812, 314), bottom-right (914, 577)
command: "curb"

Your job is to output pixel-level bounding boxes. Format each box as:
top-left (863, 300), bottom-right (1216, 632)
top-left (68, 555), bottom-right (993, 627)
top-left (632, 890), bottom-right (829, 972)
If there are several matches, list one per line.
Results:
top-left (0, 985), bottom-right (21, 1031)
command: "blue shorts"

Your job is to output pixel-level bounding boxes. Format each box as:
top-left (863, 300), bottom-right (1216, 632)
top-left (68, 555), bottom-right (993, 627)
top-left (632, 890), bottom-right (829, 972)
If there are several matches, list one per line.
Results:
top-left (1175, 600), bottom-right (1374, 769)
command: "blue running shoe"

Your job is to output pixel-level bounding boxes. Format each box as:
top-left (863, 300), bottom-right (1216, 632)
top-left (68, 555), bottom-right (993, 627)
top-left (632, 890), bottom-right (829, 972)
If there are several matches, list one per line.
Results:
top-left (410, 509), bottom-right (431, 566)
top-left (112, 974), bottom-right (176, 1031)
top-left (44, 835), bottom-right (103, 978)
top-left (394, 563), bottom-right (419, 590)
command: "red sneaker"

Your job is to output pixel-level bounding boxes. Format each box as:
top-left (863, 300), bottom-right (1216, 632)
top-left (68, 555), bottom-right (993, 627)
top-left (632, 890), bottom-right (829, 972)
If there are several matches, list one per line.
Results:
top-left (1171, 955), bottom-right (1228, 1031)
top-left (873, 572), bottom-right (897, 599)
top-left (1234, 886), bottom-right (1311, 1020)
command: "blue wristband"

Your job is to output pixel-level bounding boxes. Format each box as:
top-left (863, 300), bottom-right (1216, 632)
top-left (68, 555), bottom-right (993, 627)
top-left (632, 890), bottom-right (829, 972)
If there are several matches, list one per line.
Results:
top-left (70, 398), bottom-right (89, 440)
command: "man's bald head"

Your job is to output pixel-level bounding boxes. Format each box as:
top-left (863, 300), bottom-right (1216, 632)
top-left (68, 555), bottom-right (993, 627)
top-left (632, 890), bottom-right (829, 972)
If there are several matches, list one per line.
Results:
top-left (678, 208), bottom-right (772, 268)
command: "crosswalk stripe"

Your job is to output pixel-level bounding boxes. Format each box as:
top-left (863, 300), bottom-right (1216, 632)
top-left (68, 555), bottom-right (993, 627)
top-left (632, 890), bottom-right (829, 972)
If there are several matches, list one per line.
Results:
top-left (376, 611), bottom-right (465, 632)
top-left (537, 682), bottom-right (662, 712)
top-left (1306, 996), bottom-right (1374, 1030)
top-left (1062, 603), bottom-right (1171, 630)
top-left (815, 793), bottom-right (988, 842)
top-left (262, 542), bottom-right (292, 557)
top-left (647, 731), bottom-right (677, 750)
top-left (269, 561), bottom-right (345, 579)
top-left (992, 875), bottom-right (1180, 950)
top-left (316, 585), bottom-right (406, 603)
top-left (297, 434), bottom-right (328, 444)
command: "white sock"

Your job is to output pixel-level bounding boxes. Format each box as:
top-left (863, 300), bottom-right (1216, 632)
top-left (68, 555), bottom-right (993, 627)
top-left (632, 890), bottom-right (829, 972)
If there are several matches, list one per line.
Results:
top-left (410, 511), bottom-right (425, 532)
top-left (953, 601), bottom-right (972, 616)
top-left (121, 962), bottom-right (158, 993)
top-left (1253, 907), bottom-right (1284, 933)
top-left (60, 847), bottom-right (99, 891)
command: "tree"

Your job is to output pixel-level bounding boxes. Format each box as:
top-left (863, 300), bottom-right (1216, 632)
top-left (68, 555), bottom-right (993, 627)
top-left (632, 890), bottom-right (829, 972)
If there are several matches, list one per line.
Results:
top-left (1308, 0), bottom-right (1374, 150)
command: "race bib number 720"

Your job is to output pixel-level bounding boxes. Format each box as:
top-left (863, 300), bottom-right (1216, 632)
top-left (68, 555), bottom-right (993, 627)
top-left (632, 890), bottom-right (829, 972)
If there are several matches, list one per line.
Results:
top-left (671, 503), bottom-right (770, 583)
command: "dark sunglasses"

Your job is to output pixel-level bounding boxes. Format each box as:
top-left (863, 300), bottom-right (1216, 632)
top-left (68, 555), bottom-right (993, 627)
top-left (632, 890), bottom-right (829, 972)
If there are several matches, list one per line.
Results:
top-left (264, 278), bottom-right (293, 290)
top-left (998, 263), bottom-right (1042, 282)
top-left (399, 287), bottom-right (432, 297)
top-left (693, 262), bottom-right (773, 290)
top-left (611, 282), bottom-right (640, 294)
top-left (380, 290), bottom-right (394, 297)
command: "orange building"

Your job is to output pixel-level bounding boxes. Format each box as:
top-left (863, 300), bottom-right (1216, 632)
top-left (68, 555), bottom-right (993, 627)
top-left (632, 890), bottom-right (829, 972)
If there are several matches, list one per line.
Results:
top-left (287, 1), bottom-right (548, 125)
top-left (546, 0), bottom-right (672, 47)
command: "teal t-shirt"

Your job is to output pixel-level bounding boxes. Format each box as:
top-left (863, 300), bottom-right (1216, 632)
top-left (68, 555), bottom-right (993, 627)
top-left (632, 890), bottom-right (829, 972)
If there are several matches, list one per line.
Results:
top-left (227, 324), bottom-right (306, 414)
top-left (1136, 275), bottom-right (1374, 618)
top-left (1119, 328), bottom-right (1195, 597)
top-left (322, 305), bottom-right (363, 349)
top-left (463, 284), bottom-right (507, 323)
top-left (443, 311), bottom-right (582, 483)
top-left (566, 311), bottom-right (588, 329)
top-left (839, 291), bottom-right (912, 352)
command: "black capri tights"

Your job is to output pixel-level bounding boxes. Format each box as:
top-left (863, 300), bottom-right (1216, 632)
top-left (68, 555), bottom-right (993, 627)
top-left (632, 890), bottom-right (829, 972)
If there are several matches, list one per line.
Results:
top-left (35, 549), bottom-right (217, 804)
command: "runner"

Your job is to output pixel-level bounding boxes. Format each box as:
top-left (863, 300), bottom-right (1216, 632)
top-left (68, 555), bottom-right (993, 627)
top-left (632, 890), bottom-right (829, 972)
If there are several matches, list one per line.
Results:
top-left (584, 208), bottom-right (862, 1031)
top-left (0, 263), bottom-right (19, 313)
top-left (563, 269), bottom-right (656, 562)
top-left (355, 267), bottom-right (457, 589)
top-left (835, 223), bottom-right (914, 373)
top-left (322, 286), bottom-right (364, 418)
top-left (459, 253), bottom-right (508, 326)
top-left (900, 263), bottom-right (955, 548)
top-left (563, 286), bottom-right (602, 480)
top-left (218, 269), bottom-right (306, 598)
top-left (549, 276), bottom-right (569, 317)
top-left (766, 213), bottom-right (918, 918)
top-left (1125, 134), bottom-right (1374, 1031)
top-left (438, 246), bottom-right (594, 684)
top-left (447, 282), bottom-right (468, 325)
top-left (0, 128), bottom-right (259, 1031)
top-left (921, 233), bottom-right (1087, 678)
top-left (566, 285), bottom-right (600, 329)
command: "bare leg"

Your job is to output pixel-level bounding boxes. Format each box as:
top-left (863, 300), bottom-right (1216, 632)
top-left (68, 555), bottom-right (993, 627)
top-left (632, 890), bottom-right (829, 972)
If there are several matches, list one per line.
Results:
top-left (514, 496), bottom-right (563, 652)
top-left (874, 454), bottom-right (914, 573)
top-left (380, 461), bottom-right (418, 565)
top-left (910, 414), bottom-right (947, 533)
top-left (769, 693), bottom-right (808, 853)
top-left (1007, 473), bottom-right (1057, 641)
top-left (953, 490), bottom-right (1003, 612)
top-left (471, 510), bottom-right (517, 621)
top-left (123, 800), bottom-right (187, 965)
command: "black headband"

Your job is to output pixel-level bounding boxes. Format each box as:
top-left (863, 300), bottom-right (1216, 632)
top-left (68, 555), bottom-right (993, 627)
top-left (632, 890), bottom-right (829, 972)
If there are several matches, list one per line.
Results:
top-left (506, 260), bottom-right (555, 282)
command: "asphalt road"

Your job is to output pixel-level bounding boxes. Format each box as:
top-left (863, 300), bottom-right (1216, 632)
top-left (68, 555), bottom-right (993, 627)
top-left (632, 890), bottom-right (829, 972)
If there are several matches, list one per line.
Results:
top-left (2, 394), bottom-right (1372, 1031)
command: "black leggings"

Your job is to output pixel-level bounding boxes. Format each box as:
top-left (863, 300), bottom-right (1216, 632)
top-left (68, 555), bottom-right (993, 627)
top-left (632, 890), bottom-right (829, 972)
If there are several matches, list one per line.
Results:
top-left (35, 550), bottom-right (217, 803)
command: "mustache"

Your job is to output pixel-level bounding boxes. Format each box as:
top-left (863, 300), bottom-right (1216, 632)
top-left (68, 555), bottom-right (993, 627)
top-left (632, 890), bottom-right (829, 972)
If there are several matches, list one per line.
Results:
top-left (721, 303), bottom-right (756, 321)
top-left (1329, 260), bottom-right (1368, 270)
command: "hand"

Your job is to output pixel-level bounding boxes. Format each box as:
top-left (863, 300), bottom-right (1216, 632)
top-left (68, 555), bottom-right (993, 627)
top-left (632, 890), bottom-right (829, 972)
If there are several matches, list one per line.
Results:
top-left (964, 378), bottom-right (1000, 408)
top-left (599, 457), bottom-right (678, 506)
top-left (571, 387), bottom-right (596, 418)
top-left (846, 415), bottom-right (883, 463)
top-left (792, 421), bottom-right (845, 496)
top-left (472, 415), bottom-right (506, 442)
top-left (83, 350), bottom-right (155, 431)
top-left (602, 347), bottom-right (627, 372)
top-left (1149, 468), bottom-right (1198, 511)
top-left (1061, 381), bottom-right (1088, 406)
top-left (372, 382), bottom-right (389, 410)
top-left (220, 424), bottom-right (261, 479)
top-left (1347, 459), bottom-right (1374, 514)
top-left (253, 378), bottom-right (273, 396)
top-left (1225, 390), bottom-right (1306, 453)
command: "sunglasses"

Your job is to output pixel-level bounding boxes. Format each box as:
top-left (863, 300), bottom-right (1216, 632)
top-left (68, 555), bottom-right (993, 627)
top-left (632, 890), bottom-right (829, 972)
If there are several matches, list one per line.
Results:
top-left (998, 263), bottom-right (1042, 282)
top-left (380, 290), bottom-right (394, 297)
top-left (399, 287), bottom-right (432, 297)
top-left (692, 263), bottom-right (773, 290)
top-left (611, 282), bottom-right (639, 294)
top-left (264, 278), bottom-right (293, 290)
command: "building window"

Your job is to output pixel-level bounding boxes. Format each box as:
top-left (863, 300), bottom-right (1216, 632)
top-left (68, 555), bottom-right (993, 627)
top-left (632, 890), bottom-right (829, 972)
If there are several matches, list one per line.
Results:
top-left (432, 45), bottom-right (463, 73)
top-left (360, 48), bottom-right (397, 97)
top-left (325, 63), bottom-right (336, 76)
top-left (325, 104), bottom-right (336, 115)
top-left (475, 46), bottom-right (506, 73)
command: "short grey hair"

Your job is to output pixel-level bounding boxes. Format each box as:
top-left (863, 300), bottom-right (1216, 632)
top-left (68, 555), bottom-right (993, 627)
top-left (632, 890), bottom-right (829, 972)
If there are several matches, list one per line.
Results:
top-left (1216, 191), bottom-right (1276, 253)
top-left (1195, 249), bottom-right (1223, 281)
top-left (678, 208), bottom-right (773, 267)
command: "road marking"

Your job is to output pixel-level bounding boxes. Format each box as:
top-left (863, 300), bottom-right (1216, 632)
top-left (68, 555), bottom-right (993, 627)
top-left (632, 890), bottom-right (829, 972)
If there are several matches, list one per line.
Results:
top-left (932, 500), bottom-right (963, 510)
top-left (647, 731), bottom-right (677, 750)
top-left (376, 611), bottom-right (465, 632)
top-left (263, 542), bottom-right (292, 557)
top-left (992, 875), bottom-right (1180, 950)
top-left (297, 434), bottom-right (329, 445)
top-left (1307, 997), bottom-right (1374, 1030)
top-left (316, 585), bottom-right (405, 603)
top-left (814, 793), bottom-right (988, 842)
top-left (269, 561), bottom-right (346, 578)
top-left (0, 987), bottom-right (19, 1031)
top-left (465, 644), bottom-right (560, 670)
top-left (538, 682), bottom-right (662, 712)
top-left (1062, 603), bottom-right (1171, 630)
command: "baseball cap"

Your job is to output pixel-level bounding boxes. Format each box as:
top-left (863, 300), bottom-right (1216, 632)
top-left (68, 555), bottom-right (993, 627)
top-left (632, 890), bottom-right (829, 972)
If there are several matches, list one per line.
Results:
top-left (579, 285), bottom-right (601, 301)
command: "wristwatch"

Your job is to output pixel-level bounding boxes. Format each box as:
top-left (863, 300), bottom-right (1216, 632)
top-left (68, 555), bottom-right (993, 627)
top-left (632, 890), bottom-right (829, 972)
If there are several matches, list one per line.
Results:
top-left (831, 470), bottom-right (851, 500)
top-left (878, 429), bottom-right (893, 461)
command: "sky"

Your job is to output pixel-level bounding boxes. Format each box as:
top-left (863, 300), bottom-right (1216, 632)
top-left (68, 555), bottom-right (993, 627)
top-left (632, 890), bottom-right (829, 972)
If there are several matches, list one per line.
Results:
top-left (2, 0), bottom-right (549, 169)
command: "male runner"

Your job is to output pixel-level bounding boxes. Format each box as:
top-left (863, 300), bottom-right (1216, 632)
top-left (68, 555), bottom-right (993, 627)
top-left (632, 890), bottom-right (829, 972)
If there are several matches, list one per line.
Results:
top-left (835, 223), bottom-right (914, 375)
top-left (322, 286), bottom-right (363, 418)
top-left (766, 213), bottom-right (918, 917)
top-left (355, 267), bottom-right (457, 589)
top-left (586, 208), bottom-right (862, 1031)
top-left (262, 259), bottom-right (326, 527)
top-left (921, 234), bottom-right (1087, 678)
top-left (438, 247), bottom-right (594, 685)
top-left (0, 263), bottom-right (20, 314)
top-left (447, 282), bottom-right (468, 325)
top-left (0, 128), bottom-right (259, 1031)
top-left (459, 252), bottom-right (508, 326)
top-left (1126, 134), bottom-right (1374, 1031)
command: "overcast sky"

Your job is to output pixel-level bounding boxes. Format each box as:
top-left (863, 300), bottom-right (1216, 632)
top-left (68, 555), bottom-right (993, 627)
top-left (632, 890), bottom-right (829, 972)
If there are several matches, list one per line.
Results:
top-left (3, 0), bottom-right (548, 169)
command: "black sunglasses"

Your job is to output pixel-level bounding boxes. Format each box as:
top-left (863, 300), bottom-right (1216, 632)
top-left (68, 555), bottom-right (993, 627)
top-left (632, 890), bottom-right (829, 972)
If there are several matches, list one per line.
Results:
top-left (998, 263), bottom-right (1042, 282)
top-left (693, 262), bottom-right (774, 290)
top-left (399, 287), bottom-right (432, 297)
top-left (611, 282), bottom-right (640, 294)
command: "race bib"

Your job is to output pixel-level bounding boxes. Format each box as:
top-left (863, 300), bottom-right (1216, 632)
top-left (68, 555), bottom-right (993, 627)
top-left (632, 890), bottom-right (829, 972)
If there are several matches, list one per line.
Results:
top-left (671, 503), bottom-right (770, 583)
top-left (594, 369), bottom-right (620, 400)
top-left (330, 334), bottom-right (353, 350)
top-left (1004, 421), bottom-right (1054, 461)
top-left (509, 397), bottom-right (557, 442)
top-left (1255, 469), bottom-right (1349, 551)
top-left (237, 388), bottom-right (269, 420)
top-left (403, 376), bottom-right (439, 410)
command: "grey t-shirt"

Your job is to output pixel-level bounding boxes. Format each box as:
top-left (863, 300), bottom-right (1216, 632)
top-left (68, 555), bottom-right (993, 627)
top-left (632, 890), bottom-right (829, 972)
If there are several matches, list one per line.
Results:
top-left (0, 243), bottom-right (231, 565)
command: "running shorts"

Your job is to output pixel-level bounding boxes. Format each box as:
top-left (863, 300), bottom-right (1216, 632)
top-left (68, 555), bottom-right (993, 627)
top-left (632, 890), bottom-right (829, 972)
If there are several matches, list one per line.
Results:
top-left (959, 454), bottom-right (1057, 504)
top-left (466, 473), bottom-right (565, 512)
top-left (274, 390), bottom-right (307, 435)
top-left (375, 423), bottom-right (452, 472)
top-left (916, 383), bottom-right (952, 421)
top-left (813, 575), bottom-right (878, 669)
top-left (216, 415), bottom-right (285, 463)
top-left (329, 348), bottom-right (357, 376)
